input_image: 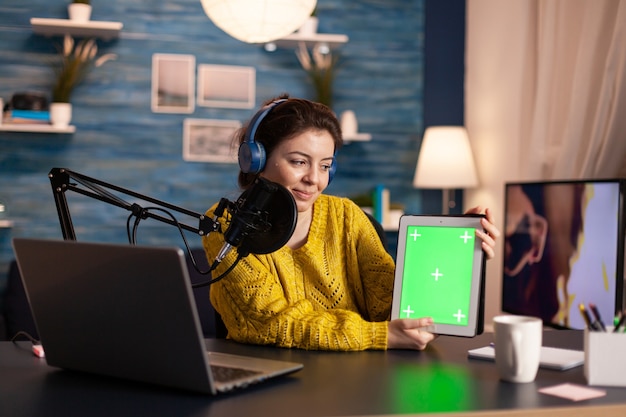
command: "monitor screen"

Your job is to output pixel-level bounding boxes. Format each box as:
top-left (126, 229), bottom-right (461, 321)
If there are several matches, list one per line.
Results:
top-left (502, 179), bottom-right (625, 329)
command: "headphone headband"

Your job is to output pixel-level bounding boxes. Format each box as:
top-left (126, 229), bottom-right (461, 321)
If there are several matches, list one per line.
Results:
top-left (242, 99), bottom-right (287, 146)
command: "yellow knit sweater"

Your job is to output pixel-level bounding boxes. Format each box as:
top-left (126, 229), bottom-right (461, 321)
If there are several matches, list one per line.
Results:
top-left (202, 194), bottom-right (395, 351)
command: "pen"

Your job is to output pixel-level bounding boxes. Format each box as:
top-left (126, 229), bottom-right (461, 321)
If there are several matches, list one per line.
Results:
top-left (614, 310), bottom-right (626, 333)
top-left (589, 303), bottom-right (607, 332)
top-left (579, 303), bottom-right (599, 331)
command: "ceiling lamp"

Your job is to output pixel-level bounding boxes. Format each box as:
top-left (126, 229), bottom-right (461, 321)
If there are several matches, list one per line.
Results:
top-left (200, 0), bottom-right (317, 44)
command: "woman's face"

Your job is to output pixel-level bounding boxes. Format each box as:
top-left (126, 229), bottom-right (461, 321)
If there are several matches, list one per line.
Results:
top-left (261, 129), bottom-right (335, 214)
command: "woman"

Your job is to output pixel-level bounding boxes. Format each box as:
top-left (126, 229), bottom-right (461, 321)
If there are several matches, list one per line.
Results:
top-left (203, 94), bottom-right (499, 351)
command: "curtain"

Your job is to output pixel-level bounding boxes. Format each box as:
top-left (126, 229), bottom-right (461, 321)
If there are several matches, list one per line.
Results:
top-left (467, 0), bottom-right (626, 183)
top-left (465, 0), bottom-right (626, 325)
top-left (526, 0), bottom-right (626, 179)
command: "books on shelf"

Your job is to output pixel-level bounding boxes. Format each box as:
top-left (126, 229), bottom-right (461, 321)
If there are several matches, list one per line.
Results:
top-left (372, 184), bottom-right (390, 226)
top-left (5, 109), bottom-right (51, 124)
top-left (0, 109), bottom-right (76, 133)
top-left (370, 185), bottom-right (403, 230)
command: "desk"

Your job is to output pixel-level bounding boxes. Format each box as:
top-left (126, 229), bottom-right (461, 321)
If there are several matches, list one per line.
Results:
top-left (1, 330), bottom-right (625, 417)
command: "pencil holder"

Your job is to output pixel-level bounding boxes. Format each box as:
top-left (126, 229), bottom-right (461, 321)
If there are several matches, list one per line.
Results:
top-left (584, 328), bottom-right (626, 387)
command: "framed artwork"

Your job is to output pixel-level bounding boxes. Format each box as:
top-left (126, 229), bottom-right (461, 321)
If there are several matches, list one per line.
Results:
top-left (197, 64), bottom-right (255, 109)
top-left (151, 54), bottom-right (195, 113)
top-left (182, 118), bottom-right (242, 163)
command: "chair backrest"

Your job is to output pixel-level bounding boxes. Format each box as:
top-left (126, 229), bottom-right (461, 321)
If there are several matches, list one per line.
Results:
top-left (2, 260), bottom-right (38, 340)
top-left (363, 211), bottom-right (388, 250)
top-left (186, 248), bottom-right (227, 338)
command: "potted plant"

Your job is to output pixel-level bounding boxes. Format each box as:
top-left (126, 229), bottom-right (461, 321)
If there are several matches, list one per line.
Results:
top-left (296, 42), bottom-right (338, 108)
top-left (50, 34), bottom-right (115, 127)
top-left (68, 0), bottom-right (92, 22)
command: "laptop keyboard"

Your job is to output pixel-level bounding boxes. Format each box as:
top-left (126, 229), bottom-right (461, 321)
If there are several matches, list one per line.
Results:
top-left (210, 365), bottom-right (263, 383)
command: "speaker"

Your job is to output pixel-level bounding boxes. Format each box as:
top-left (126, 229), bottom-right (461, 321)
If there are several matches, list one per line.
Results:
top-left (238, 99), bottom-right (337, 184)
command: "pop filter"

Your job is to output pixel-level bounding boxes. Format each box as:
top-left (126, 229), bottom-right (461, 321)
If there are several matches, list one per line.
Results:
top-left (221, 177), bottom-right (297, 258)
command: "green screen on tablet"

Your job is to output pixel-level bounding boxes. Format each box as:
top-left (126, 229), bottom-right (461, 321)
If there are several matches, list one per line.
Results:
top-left (391, 215), bottom-right (486, 337)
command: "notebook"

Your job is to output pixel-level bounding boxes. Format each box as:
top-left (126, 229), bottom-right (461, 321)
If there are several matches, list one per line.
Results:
top-left (11, 237), bottom-right (303, 395)
top-left (467, 345), bottom-right (584, 371)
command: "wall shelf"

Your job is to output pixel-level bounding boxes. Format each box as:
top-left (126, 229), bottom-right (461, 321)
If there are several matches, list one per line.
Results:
top-left (271, 33), bottom-right (349, 50)
top-left (0, 124), bottom-right (76, 134)
top-left (31, 18), bottom-right (123, 40)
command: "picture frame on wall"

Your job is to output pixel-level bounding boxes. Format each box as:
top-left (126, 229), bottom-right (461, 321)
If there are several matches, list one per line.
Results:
top-left (197, 64), bottom-right (255, 109)
top-left (182, 118), bottom-right (242, 163)
top-left (151, 54), bottom-right (195, 113)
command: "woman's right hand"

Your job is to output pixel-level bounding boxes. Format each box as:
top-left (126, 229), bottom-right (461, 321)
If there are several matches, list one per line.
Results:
top-left (387, 317), bottom-right (436, 350)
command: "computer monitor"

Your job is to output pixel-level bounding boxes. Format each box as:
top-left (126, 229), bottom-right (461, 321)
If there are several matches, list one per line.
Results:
top-left (502, 179), bottom-right (625, 329)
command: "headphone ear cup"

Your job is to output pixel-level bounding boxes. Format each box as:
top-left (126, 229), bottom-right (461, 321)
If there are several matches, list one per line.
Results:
top-left (328, 158), bottom-right (337, 185)
top-left (238, 141), bottom-right (266, 174)
top-left (238, 99), bottom-right (287, 175)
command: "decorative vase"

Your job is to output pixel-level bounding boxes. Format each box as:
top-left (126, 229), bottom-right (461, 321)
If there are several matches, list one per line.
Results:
top-left (340, 110), bottom-right (358, 136)
top-left (50, 103), bottom-right (72, 128)
top-left (297, 16), bottom-right (319, 36)
top-left (68, 4), bottom-right (92, 22)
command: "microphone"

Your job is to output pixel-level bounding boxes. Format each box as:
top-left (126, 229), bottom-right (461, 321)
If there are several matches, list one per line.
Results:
top-left (215, 177), bottom-right (297, 262)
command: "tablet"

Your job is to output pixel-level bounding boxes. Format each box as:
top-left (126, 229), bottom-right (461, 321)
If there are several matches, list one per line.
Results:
top-left (391, 214), bottom-right (486, 337)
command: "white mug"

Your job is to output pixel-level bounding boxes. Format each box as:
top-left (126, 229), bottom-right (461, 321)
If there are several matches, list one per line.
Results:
top-left (493, 315), bottom-right (542, 383)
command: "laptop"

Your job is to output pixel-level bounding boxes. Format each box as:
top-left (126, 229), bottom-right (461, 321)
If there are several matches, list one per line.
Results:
top-left (11, 237), bottom-right (303, 395)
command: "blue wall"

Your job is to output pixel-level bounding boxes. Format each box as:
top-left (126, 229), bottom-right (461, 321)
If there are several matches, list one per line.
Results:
top-left (0, 0), bottom-right (466, 303)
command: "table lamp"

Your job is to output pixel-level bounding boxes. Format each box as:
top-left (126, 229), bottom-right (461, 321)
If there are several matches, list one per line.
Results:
top-left (413, 126), bottom-right (479, 214)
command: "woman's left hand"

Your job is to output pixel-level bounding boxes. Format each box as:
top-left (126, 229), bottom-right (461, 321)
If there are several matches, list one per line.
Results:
top-left (465, 206), bottom-right (500, 260)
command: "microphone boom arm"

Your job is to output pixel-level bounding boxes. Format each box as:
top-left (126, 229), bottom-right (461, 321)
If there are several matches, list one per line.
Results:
top-left (48, 167), bottom-right (220, 241)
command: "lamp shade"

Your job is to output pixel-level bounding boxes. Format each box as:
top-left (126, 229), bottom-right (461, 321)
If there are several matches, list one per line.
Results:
top-left (413, 126), bottom-right (479, 189)
top-left (200, 0), bottom-right (317, 44)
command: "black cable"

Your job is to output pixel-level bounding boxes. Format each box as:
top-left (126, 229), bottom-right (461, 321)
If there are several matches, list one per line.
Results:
top-left (192, 253), bottom-right (243, 288)
top-left (131, 212), bottom-right (142, 244)
top-left (11, 331), bottom-right (40, 346)
top-left (125, 205), bottom-right (241, 286)
top-left (126, 212), bottom-right (134, 243)
top-left (128, 206), bottom-right (189, 247)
